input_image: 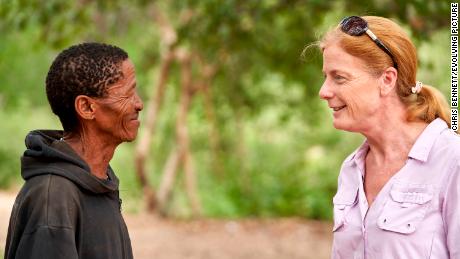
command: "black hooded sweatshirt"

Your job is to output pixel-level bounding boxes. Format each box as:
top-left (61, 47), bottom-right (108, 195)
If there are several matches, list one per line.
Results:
top-left (4, 130), bottom-right (133, 259)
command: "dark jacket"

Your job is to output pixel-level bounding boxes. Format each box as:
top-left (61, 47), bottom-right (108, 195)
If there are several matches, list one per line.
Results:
top-left (4, 130), bottom-right (133, 259)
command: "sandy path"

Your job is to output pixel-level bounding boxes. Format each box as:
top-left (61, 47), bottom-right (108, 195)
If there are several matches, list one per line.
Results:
top-left (0, 192), bottom-right (15, 250)
top-left (0, 191), bottom-right (332, 259)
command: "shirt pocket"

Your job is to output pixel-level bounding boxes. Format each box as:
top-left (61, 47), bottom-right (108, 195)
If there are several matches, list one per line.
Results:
top-left (377, 182), bottom-right (433, 234)
top-left (332, 188), bottom-right (358, 232)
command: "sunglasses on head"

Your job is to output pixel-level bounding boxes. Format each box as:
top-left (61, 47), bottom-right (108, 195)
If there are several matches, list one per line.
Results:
top-left (340, 16), bottom-right (398, 69)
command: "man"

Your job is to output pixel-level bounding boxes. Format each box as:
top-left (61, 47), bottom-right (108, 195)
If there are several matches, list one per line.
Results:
top-left (4, 42), bottom-right (143, 259)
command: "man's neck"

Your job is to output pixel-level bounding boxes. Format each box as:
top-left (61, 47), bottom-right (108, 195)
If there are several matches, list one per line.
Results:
top-left (64, 130), bottom-right (118, 179)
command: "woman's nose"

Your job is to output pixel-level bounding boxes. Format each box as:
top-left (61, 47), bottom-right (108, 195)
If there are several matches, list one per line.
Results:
top-left (319, 81), bottom-right (334, 100)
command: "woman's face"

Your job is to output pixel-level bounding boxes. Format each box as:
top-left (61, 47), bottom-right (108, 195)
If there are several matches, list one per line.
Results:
top-left (319, 44), bottom-right (382, 132)
top-left (93, 59), bottom-right (144, 143)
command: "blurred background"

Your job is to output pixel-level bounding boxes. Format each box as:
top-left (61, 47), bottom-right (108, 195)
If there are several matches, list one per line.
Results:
top-left (0, 0), bottom-right (450, 258)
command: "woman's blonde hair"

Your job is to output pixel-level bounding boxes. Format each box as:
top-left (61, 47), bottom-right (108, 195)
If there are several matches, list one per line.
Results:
top-left (319, 16), bottom-right (450, 127)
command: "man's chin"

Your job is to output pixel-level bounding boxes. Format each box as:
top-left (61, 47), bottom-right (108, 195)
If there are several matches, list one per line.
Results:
top-left (123, 136), bottom-right (137, 142)
top-left (121, 132), bottom-right (138, 143)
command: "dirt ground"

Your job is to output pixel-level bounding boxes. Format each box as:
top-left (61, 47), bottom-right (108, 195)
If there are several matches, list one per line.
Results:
top-left (0, 191), bottom-right (332, 259)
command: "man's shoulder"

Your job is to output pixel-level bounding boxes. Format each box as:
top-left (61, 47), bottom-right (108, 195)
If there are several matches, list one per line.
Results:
top-left (24, 174), bottom-right (81, 196)
top-left (10, 174), bottom-right (82, 232)
top-left (17, 174), bottom-right (82, 216)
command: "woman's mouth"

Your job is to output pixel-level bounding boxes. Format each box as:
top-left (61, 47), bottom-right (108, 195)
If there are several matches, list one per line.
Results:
top-left (332, 105), bottom-right (346, 112)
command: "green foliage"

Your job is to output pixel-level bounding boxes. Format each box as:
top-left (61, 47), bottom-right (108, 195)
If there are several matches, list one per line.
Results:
top-left (0, 26), bottom-right (52, 107)
top-left (0, 149), bottom-right (16, 189)
top-left (342, 0), bottom-right (449, 39)
top-left (0, 105), bottom-right (61, 188)
top-left (111, 143), bottom-right (144, 213)
top-left (0, 0), bottom-right (451, 219)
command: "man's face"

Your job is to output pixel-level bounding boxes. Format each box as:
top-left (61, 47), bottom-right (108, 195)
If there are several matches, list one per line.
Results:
top-left (93, 59), bottom-right (143, 143)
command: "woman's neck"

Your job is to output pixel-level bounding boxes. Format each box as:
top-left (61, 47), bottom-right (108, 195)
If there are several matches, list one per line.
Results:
top-left (363, 116), bottom-right (428, 166)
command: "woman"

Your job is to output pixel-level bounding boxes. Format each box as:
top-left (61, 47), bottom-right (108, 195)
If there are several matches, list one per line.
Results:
top-left (318, 16), bottom-right (458, 258)
top-left (5, 42), bottom-right (143, 259)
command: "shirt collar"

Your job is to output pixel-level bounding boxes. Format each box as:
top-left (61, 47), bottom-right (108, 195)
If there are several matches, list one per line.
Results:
top-left (345, 140), bottom-right (369, 176)
top-left (345, 118), bottom-right (449, 171)
top-left (408, 118), bottom-right (448, 162)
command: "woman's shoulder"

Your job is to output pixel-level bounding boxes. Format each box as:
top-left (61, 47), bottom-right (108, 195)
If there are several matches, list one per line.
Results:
top-left (434, 128), bottom-right (460, 158)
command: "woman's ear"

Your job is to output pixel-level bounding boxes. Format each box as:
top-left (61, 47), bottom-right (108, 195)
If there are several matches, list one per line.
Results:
top-left (74, 95), bottom-right (96, 120)
top-left (379, 67), bottom-right (398, 96)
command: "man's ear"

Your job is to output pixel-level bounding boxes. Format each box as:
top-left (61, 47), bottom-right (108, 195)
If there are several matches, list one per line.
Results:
top-left (74, 95), bottom-right (96, 120)
top-left (379, 67), bottom-right (398, 96)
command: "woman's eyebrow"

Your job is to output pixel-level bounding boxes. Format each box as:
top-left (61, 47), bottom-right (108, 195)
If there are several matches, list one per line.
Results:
top-left (330, 69), bottom-right (350, 76)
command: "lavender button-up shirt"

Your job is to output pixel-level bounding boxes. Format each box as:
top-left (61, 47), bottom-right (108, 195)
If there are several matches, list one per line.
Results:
top-left (332, 118), bottom-right (460, 259)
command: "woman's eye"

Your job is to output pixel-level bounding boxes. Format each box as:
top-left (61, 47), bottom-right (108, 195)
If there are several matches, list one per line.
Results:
top-left (334, 75), bottom-right (346, 82)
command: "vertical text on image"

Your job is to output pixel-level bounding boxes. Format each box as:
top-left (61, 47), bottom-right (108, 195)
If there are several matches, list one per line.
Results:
top-left (451, 3), bottom-right (458, 131)
top-left (452, 3), bottom-right (458, 34)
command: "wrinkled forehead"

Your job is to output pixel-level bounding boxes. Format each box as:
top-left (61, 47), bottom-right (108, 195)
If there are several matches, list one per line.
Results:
top-left (121, 59), bottom-right (135, 74)
top-left (104, 59), bottom-right (136, 94)
top-left (322, 43), bottom-right (370, 75)
top-left (113, 59), bottom-right (135, 79)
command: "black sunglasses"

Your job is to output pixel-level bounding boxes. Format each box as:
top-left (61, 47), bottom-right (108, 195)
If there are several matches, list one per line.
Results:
top-left (340, 16), bottom-right (398, 69)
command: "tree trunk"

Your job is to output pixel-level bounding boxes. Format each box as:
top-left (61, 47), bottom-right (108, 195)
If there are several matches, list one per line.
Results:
top-left (199, 64), bottom-right (223, 177)
top-left (155, 48), bottom-right (202, 217)
top-left (176, 48), bottom-right (202, 216)
top-left (134, 50), bottom-right (174, 211)
top-left (134, 3), bottom-right (178, 212)
top-left (156, 148), bottom-right (182, 215)
top-left (183, 146), bottom-right (201, 216)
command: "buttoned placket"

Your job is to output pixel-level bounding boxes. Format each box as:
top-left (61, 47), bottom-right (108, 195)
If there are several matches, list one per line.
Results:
top-left (353, 148), bottom-right (424, 259)
top-left (359, 175), bottom-right (371, 257)
top-left (355, 160), bottom-right (369, 259)
top-left (354, 150), bottom-right (369, 258)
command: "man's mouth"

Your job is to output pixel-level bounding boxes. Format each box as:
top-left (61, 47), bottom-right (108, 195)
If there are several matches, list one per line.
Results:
top-left (130, 113), bottom-right (139, 121)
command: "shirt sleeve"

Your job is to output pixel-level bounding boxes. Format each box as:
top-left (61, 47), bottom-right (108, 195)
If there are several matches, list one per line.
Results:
top-left (12, 226), bottom-right (78, 259)
top-left (442, 161), bottom-right (460, 257)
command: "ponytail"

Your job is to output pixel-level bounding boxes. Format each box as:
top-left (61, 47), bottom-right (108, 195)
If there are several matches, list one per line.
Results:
top-left (404, 84), bottom-right (451, 128)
